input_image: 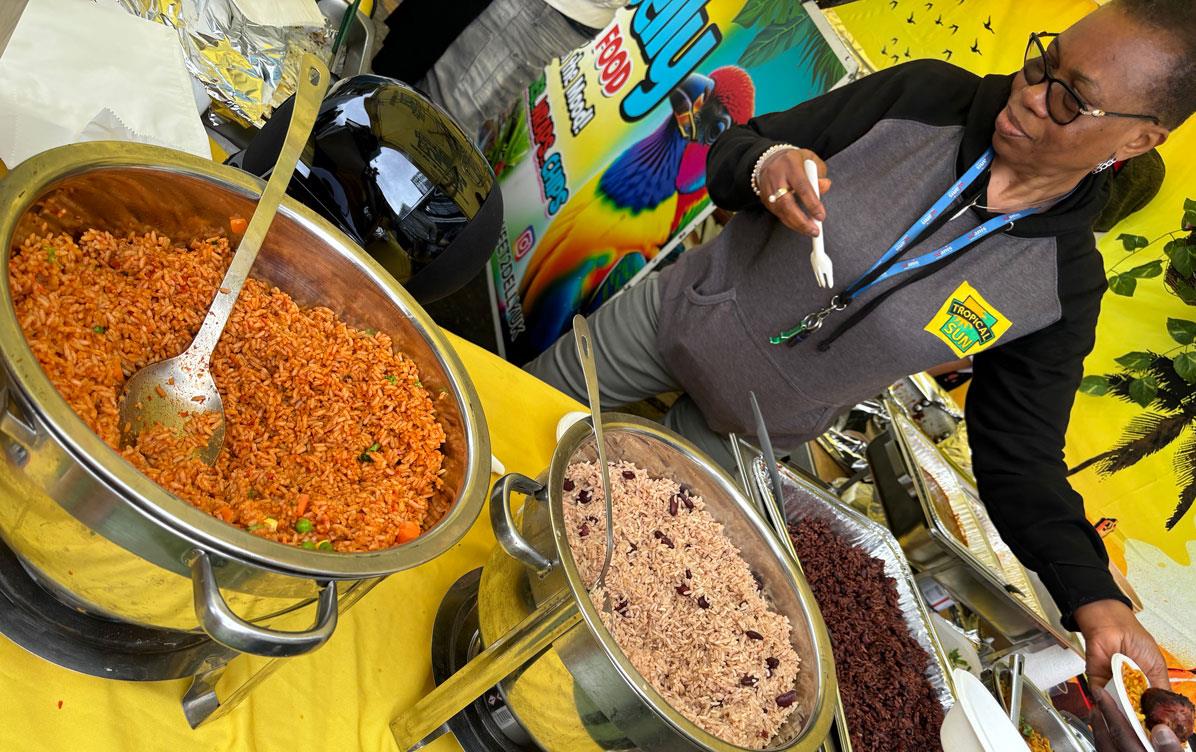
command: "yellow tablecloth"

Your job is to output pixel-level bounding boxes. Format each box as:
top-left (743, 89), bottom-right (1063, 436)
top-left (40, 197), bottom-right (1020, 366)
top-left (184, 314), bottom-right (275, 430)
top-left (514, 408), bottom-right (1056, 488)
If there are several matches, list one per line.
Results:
top-left (0, 333), bottom-right (579, 752)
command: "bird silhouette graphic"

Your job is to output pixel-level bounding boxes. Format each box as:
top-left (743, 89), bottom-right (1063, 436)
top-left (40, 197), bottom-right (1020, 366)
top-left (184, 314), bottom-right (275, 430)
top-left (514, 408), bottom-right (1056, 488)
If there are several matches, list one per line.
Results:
top-left (889, 0), bottom-right (898, 8)
top-left (925, 1), bottom-right (933, 8)
top-left (891, 37), bottom-right (899, 44)
top-left (907, 11), bottom-right (916, 23)
top-left (935, 13), bottom-right (943, 25)
top-left (881, 44), bottom-right (888, 55)
top-left (949, 23), bottom-right (960, 33)
top-left (970, 38), bottom-right (982, 54)
top-left (904, 47), bottom-right (912, 58)
top-left (943, 49), bottom-right (953, 60)
top-left (891, 53), bottom-right (901, 63)
top-left (983, 15), bottom-right (995, 33)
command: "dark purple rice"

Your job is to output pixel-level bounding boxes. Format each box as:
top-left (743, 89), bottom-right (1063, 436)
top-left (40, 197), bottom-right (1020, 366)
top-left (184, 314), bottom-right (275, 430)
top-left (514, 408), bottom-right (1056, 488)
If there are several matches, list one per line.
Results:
top-left (788, 517), bottom-right (944, 752)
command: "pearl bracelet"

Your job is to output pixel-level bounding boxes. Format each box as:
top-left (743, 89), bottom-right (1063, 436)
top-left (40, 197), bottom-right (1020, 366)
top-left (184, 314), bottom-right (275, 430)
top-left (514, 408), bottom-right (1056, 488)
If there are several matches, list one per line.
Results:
top-left (750, 144), bottom-right (800, 197)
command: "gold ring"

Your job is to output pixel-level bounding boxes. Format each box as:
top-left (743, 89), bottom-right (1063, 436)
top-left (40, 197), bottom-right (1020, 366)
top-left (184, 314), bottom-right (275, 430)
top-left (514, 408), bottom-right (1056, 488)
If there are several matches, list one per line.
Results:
top-left (768, 187), bottom-right (789, 204)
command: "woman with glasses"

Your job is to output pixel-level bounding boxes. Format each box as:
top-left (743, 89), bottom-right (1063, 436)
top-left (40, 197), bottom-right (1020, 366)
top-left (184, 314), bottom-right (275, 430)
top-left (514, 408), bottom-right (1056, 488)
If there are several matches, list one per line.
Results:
top-left (528, 0), bottom-right (1195, 723)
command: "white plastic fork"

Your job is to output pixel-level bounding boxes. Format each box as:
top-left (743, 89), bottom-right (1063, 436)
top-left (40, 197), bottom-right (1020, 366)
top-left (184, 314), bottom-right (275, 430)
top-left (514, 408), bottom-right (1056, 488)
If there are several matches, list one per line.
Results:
top-left (805, 158), bottom-right (833, 289)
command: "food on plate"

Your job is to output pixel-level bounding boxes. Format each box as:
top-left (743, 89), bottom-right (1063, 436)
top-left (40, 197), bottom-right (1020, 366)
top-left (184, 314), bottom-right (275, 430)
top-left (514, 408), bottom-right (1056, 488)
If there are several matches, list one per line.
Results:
top-left (11, 230), bottom-right (448, 552)
top-left (1019, 719), bottom-right (1054, 752)
top-left (787, 515), bottom-right (945, 752)
top-left (1124, 663), bottom-right (1149, 718)
top-left (1141, 688), bottom-right (1195, 742)
top-left (563, 460), bottom-right (800, 749)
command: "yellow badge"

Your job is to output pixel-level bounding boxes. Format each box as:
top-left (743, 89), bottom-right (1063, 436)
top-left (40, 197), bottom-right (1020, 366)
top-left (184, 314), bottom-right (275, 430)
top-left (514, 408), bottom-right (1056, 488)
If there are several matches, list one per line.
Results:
top-left (924, 281), bottom-right (1011, 357)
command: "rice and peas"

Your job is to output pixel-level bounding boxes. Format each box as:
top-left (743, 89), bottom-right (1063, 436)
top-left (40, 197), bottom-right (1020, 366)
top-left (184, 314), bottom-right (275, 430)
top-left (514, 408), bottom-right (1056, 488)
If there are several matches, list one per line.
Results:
top-left (9, 229), bottom-right (447, 552)
top-left (563, 459), bottom-right (802, 748)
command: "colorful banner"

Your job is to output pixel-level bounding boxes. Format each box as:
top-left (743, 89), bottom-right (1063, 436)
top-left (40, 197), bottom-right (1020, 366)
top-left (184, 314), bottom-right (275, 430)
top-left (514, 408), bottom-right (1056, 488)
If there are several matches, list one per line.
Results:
top-left (482, 0), bottom-right (849, 363)
top-left (830, 0), bottom-right (1196, 675)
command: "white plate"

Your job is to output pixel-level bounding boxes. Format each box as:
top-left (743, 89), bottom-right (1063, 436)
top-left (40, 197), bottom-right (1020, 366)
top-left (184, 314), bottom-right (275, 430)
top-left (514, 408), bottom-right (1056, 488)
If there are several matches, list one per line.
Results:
top-left (931, 612), bottom-right (982, 678)
top-left (1109, 653), bottom-right (1194, 751)
top-left (941, 669), bottom-right (1029, 751)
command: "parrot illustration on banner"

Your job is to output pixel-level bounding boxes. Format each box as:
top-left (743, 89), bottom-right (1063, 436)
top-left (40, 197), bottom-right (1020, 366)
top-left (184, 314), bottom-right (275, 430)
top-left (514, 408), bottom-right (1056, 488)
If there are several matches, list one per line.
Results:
top-left (518, 66), bottom-right (756, 351)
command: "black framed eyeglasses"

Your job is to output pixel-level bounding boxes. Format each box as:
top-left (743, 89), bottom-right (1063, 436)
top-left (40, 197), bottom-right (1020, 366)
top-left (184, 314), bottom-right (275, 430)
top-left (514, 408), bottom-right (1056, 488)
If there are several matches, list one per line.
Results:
top-left (1023, 32), bottom-right (1160, 125)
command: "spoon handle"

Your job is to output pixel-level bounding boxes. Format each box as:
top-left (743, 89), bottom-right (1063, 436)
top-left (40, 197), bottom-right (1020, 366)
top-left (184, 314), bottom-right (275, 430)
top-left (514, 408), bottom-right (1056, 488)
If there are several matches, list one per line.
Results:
top-left (186, 55), bottom-right (330, 360)
top-left (572, 315), bottom-right (615, 589)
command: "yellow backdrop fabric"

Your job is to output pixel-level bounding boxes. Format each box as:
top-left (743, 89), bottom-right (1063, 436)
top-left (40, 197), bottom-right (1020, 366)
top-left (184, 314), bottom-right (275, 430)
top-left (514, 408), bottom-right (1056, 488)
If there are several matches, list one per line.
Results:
top-left (828, 0), bottom-right (1196, 668)
top-left (0, 334), bottom-right (577, 752)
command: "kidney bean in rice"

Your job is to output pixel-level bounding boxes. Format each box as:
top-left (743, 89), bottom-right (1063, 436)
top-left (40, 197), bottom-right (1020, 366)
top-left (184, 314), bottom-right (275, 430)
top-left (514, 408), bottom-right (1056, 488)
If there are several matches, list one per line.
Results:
top-left (10, 230), bottom-right (447, 552)
top-left (563, 460), bottom-right (801, 748)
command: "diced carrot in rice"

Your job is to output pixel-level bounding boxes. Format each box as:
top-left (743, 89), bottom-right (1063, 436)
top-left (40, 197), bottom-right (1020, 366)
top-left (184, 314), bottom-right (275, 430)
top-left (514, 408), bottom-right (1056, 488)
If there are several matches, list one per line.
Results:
top-left (10, 230), bottom-right (447, 553)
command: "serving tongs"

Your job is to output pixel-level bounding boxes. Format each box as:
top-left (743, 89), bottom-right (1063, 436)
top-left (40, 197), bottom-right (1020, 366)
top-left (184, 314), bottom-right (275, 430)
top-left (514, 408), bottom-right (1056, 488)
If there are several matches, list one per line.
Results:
top-left (749, 392), bottom-right (854, 752)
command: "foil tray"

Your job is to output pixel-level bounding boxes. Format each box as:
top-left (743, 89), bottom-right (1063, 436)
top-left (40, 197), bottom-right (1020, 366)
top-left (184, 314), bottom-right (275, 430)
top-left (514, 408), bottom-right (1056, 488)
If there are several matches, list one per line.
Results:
top-left (891, 409), bottom-right (1051, 622)
top-left (885, 404), bottom-right (1079, 651)
top-left (751, 457), bottom-right (956, 717)
top-left (893, 410), bottom-right (1005, 574)
top-left (887, 376), bottom-right (974, 478)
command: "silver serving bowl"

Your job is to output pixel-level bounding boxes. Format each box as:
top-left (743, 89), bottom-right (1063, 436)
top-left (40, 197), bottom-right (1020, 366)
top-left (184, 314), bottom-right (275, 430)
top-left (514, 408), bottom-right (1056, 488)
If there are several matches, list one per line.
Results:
top-left (0, 142), bottom-right (490, 657)
top-left (477, 415), bottom-right (837, 751)
top-left (993, 667), bottom-right (1090, 752)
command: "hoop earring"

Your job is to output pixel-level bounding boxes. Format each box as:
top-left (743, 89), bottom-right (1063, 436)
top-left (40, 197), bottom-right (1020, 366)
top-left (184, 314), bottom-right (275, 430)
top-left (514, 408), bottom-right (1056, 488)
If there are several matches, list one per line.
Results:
top-left (1093, 156), bottom-right (1117, 174)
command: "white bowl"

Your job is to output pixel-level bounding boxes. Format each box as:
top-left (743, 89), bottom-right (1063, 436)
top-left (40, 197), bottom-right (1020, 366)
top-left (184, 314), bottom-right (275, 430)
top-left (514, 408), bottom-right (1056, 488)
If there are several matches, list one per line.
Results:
top-left (1108, 653), bottom-right (1194, 752)
top-left (941, 668), bottom-right (1030, 751)
top-left (555, 411), bottom-right (589, 442)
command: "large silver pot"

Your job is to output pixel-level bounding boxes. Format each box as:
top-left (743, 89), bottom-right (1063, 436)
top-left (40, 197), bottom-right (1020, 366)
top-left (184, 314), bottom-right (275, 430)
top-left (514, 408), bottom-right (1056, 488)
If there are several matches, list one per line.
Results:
top-left (0, 142), bottom-right (490, 657)
top-left (393, 415), bottom-right (837, 751)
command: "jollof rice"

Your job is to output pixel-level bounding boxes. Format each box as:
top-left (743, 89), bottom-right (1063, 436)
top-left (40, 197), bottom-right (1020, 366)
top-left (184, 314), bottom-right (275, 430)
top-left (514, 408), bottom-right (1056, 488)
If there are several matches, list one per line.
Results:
top-left (9, 229), bottom-right (447, 552)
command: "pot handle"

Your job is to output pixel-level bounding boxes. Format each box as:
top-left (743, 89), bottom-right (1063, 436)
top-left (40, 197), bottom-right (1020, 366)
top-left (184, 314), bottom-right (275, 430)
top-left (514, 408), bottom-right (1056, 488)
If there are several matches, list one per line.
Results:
top-left (186, 549), bottom-right (338, 658)
top-left (390, 588), bottom-right (581, 751)
top-left (490, 473), bottom-right (554, 577)
top-left (0, 376), bottom-right (40, 450)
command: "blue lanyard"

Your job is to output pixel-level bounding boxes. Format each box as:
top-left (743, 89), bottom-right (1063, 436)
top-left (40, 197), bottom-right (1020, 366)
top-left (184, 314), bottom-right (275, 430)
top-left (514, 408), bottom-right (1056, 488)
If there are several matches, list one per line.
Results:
top-left (770, 148), bottom-right (1041, 346)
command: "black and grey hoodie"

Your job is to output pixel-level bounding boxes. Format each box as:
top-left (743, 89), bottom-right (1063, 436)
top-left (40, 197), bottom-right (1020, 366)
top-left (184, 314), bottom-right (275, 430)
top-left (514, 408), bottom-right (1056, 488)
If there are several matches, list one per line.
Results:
top-left (655, 60), bottom-right (1127, 625)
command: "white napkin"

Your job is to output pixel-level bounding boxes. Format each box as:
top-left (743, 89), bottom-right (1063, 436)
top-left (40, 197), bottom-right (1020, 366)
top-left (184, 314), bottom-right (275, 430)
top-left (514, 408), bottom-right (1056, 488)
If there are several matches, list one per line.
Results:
top-left (231, 0), bottom-right (327, 28)
top-left (1023, 643), bottom-right (1087, 691)
top-left (0, 0), bottom-right (209, 168)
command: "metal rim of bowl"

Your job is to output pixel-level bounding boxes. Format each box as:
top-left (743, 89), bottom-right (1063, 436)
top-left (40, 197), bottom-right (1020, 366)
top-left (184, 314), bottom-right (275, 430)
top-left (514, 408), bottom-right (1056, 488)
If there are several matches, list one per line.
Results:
top-left (0, 141), bottom-right (491, 578)
top-left (992, 667), bottom-right (1087, 752)
top-left (544, 414), bottom-right (837, 752)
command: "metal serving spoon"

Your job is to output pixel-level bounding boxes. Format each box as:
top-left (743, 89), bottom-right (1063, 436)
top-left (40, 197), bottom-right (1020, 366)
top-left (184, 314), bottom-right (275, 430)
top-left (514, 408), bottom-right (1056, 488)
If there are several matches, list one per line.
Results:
top-left (118, 55), bottom-right (330, 463)
top-left (572, 315), bottom-right (615, 601)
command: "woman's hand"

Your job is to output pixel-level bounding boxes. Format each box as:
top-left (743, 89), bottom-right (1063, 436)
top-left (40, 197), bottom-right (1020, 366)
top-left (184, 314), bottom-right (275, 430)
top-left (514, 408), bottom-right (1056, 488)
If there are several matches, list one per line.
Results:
top-left (755, 148), bottom-right (831, 237)
top-left (1075, 600), bottom-right (1169, 690)
top-left (1090, 686), bottom-right (1186, 751)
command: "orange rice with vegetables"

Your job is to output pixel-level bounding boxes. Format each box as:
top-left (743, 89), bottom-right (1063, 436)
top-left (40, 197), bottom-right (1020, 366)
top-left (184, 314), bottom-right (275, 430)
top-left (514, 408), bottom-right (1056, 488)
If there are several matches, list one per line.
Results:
top-left (9, 229), bottom-right (447, 552)
top-left (1124, 663), bottom-right (1149, 719)
top-left (1020, 722), bottom-right (1053, 752)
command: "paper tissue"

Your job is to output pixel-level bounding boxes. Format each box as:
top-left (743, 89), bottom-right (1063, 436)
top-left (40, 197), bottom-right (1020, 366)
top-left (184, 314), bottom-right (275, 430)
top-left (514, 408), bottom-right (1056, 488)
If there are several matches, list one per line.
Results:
top-left (0, 0), bottom-right (209, 168)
